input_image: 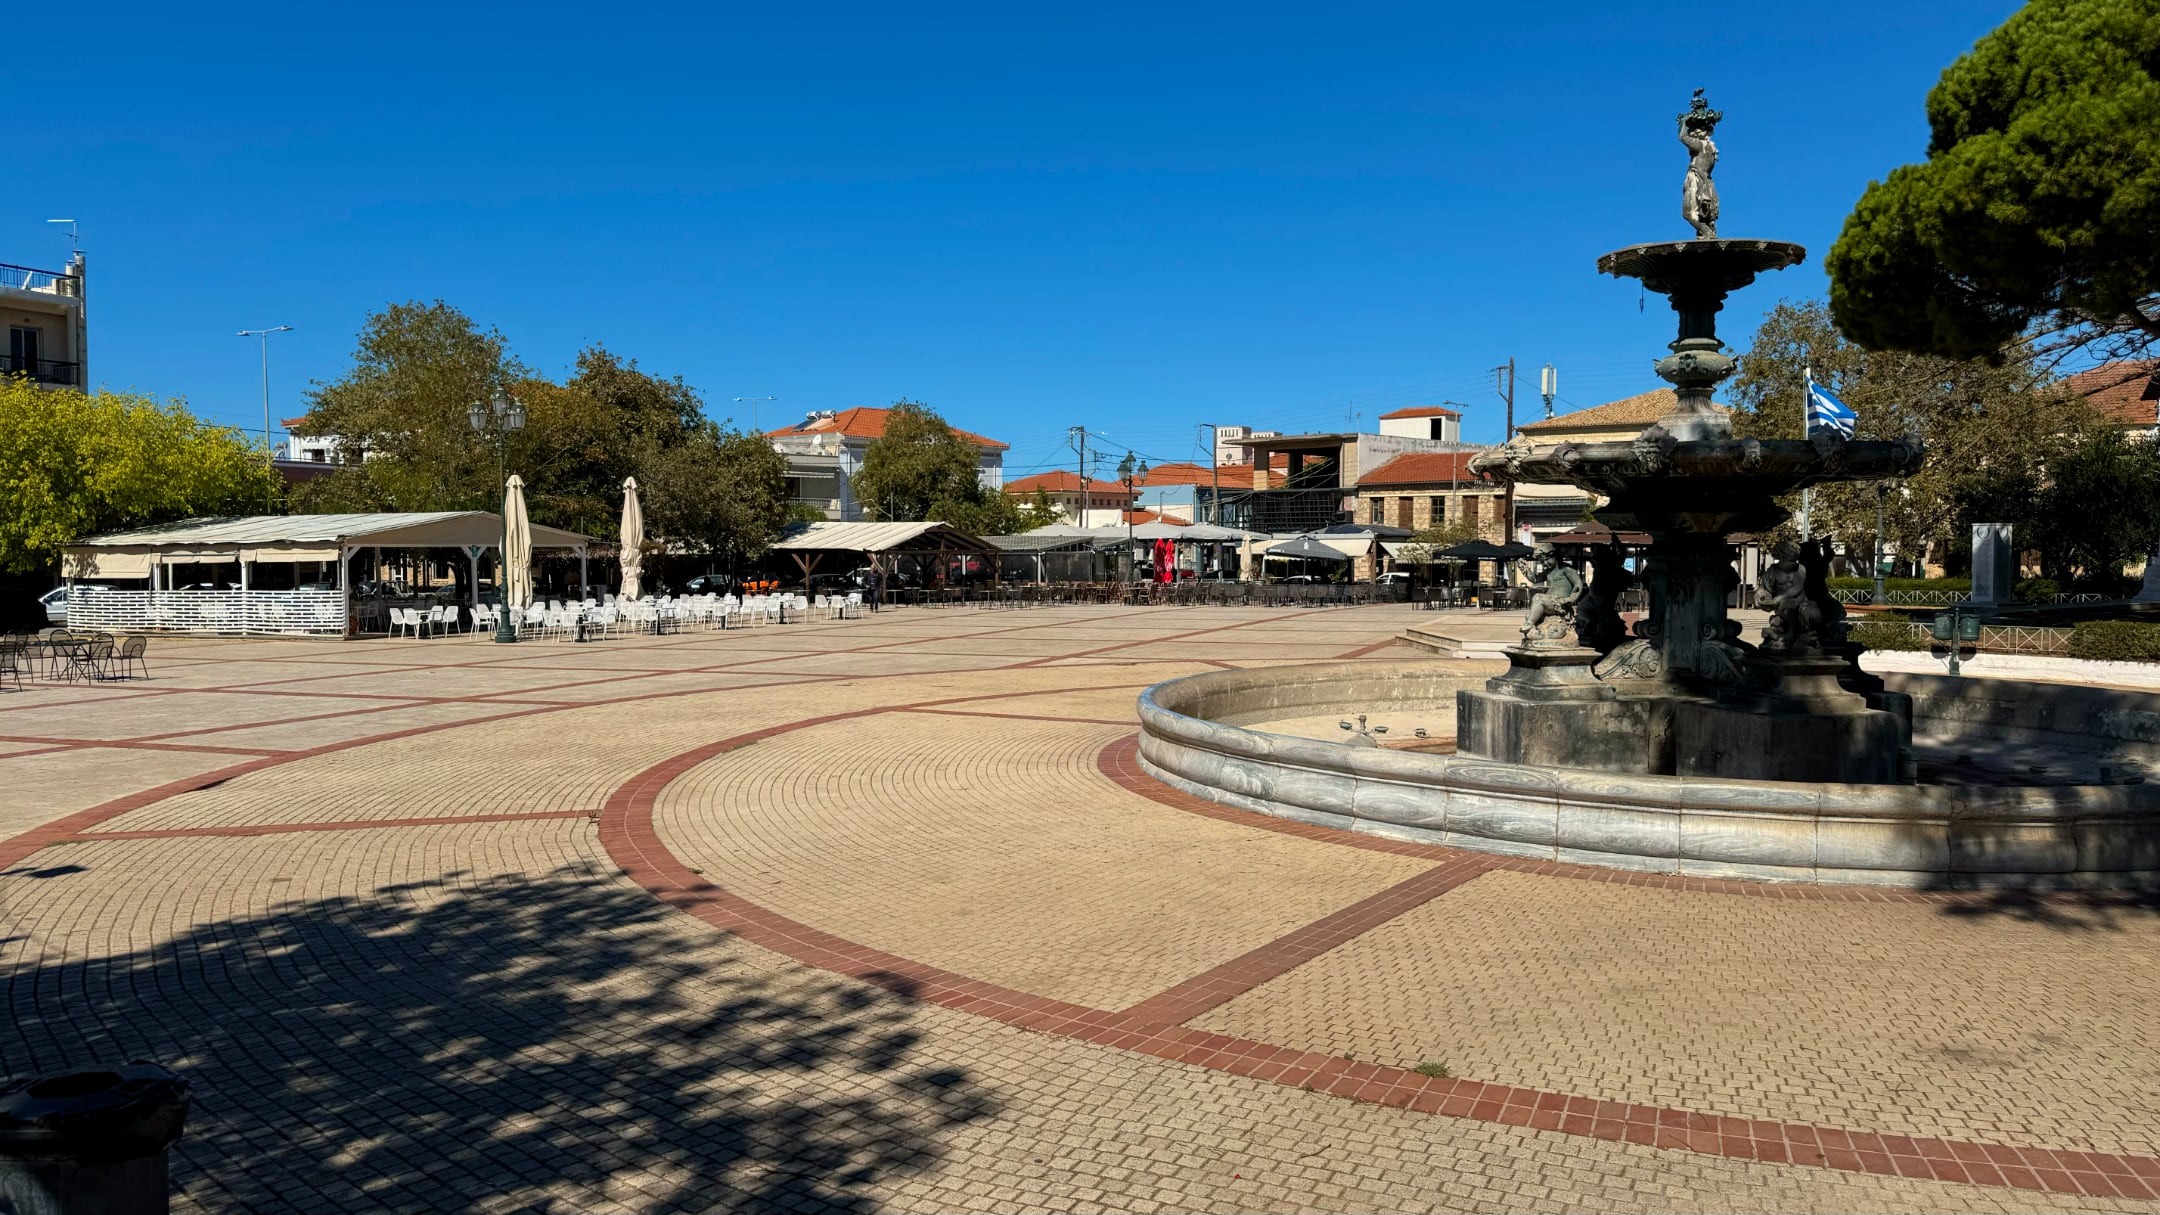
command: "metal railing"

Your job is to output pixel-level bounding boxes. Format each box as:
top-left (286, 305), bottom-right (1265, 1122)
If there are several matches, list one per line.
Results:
top-left (69, 588), bottom-right (347, 636)
top-left (0, 262), bottom-right (79, 294)
top-left (1838, 589), bottom-right (2112, 607)
top-left (0, 354), bottom-right (78, 385)
top-left (1864, 620), bottom-right (2072, 656)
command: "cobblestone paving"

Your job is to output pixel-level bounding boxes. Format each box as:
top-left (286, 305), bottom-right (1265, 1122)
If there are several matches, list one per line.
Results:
top-left (4, 604), bottom-right (2158, 1213)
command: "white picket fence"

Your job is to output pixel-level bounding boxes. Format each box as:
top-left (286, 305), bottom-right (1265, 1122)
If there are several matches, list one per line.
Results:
top-left (69, 588), bottom-right (347, 636)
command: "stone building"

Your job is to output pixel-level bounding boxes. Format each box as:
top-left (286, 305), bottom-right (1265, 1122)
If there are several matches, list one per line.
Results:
top-left (1353, 452), bottom-right (1507, 537)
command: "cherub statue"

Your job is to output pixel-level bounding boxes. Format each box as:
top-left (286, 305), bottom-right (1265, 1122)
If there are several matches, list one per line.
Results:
top-left (1520, 543), bottom-right (1585, 645)
top-left (1679, 89), bottom-right (1721, 239)
top-left (1757, 540), bottom-right (1821, 655)
top-left (1572, 540), bottom-right (1634, 655)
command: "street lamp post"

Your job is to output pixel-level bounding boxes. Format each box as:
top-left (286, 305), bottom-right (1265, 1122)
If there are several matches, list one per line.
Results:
top-left (237, 326), bottom-right (294, 510)
top-left (1873, 483), bottom-right (1889, 607)
top-left (1118, 453), bottom-right (1148, 586)
top-left (467, 387), bottom-right (527, 643)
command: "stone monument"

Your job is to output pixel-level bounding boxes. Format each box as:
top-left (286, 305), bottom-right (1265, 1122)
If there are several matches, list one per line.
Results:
top-left (1969, 523), bottom-right (2016, 608)
top-left (1459, 92), bottom-right (1924, 785)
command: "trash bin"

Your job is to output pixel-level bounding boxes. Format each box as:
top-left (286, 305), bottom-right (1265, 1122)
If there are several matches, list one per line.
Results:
top-left (0, 1062), bottom-right (189, 1215)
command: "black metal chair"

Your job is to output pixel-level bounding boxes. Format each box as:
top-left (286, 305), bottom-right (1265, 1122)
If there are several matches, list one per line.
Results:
top-left (116, 635), bottom-right (150, 680)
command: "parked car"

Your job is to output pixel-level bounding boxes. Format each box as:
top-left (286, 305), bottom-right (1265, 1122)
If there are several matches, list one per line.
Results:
top-left (682, 574), bottom-right (736, 596)
top-left (1377, 571), bottom-right (1412, 587)
top-left (1274, 574), bottom-right (1322, 585)
top-left (39, 586), bottom-right (66, 625)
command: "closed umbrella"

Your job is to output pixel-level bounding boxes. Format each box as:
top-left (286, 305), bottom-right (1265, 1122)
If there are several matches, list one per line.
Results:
top-left (618, 476), bottom-right (645, 601)
top-left (503, 474), bottom-right (534, 611)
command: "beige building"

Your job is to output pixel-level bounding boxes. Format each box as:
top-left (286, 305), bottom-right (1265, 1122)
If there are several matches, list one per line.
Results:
top-left (1, 253), bottom-right (87, 389)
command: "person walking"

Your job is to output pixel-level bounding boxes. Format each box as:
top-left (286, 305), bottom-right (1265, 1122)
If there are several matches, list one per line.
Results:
top-left (865, 566), bottom-right (883, 613)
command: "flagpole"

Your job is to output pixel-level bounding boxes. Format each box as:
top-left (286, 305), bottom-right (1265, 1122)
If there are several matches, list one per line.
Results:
top-left (1799, 363), bottom-right (1812, 540)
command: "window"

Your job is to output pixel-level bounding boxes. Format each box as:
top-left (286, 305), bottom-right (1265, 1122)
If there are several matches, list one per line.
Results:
top-left (1396, 496), bottom-right (1413, 528)
top-left (1464, 495), bottom-right (1482, 529)
top-left (1369, 498), bottom-right (1385, 524)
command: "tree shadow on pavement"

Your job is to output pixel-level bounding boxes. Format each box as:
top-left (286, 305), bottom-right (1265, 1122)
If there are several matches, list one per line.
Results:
top-left (1, 861), bottom-right (997, 1214)
top-left (1936, 886), bottom-right (2160, 931)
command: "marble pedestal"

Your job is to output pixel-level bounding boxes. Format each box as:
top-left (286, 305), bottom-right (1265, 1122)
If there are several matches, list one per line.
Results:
top-left (1674, 655), bottom-right (1907, 785)
top-left (1456, 645), bottom-right (1669, 774)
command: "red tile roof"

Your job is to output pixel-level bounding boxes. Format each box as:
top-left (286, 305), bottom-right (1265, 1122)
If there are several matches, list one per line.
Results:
top-left (1357, 452), bottom-right (1495, 487)
top-left (1004, 470), bottom-right (1134, 496)
top-left (2064, 361), bottom-right (2160, 426)
top-left (766, 406), bottom-right (1009, 451)
top-left (1378, 405), bottom-right (1462, 420)
top-left (1139, 461), bottom-right (1280, 489)
top-left (1517, 388), bottom-right (1694, 434)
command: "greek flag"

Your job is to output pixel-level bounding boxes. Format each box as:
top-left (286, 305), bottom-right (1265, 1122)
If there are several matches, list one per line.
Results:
top-left (1806, 377), bottom-right (1857, 439)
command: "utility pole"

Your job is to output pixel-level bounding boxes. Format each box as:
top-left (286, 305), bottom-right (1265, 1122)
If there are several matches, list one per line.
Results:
top-left (238, 326), bottom-right (294, 512)
top-left (1068, 425), bottom-right (1088, 526)
top-left (1198, 423), bottom-right (1220, 526)
top-left (1495, 358), bottom-right (1517, 546)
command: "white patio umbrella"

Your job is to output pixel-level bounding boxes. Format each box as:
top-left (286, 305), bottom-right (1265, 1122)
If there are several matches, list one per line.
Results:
top-left (503, 474), bottom-right (534, 611)
top-left (618, 476), bottom-right (645, 601)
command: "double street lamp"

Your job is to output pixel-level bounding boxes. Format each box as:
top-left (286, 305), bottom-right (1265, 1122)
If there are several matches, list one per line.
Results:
top-left (467, 387), bottom-right (526, 643)
top-left (1118, 453), bottom-right (1148, 585)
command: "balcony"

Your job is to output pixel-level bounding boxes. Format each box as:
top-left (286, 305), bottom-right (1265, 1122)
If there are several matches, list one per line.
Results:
top-left (0, 355), bottom-right (78, 386)
top-left (0, 262), bottom-right (80, 297)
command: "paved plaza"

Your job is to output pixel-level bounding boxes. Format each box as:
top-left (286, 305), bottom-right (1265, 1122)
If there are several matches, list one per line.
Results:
top-left (5, 603), bottom-right (2160, 1213)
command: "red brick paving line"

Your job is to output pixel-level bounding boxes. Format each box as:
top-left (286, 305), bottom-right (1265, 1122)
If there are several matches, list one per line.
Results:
top-left (1097, 734), bottom-right (2009, 906)
top-left (1117, 856), bottom-right (1496, 1029)
top-left (1335, 637), bottom-right (1408, 659)
top-left (0, 734), bottom-right (293, 758)
top-left (58, 808), bottom-right (592, 841)
top-left (596, 726), bottom-right (2160, 1200)
top-left (1002, 605), bottom-right (1372, 669)
top-left (901, 708), bottom-right (1136, 727)
top-left (0, 674), bottom-right (1160, 872)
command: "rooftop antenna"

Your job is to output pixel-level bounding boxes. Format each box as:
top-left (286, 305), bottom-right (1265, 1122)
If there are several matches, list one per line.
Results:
top-left (734, 395), bottom-right (777, 430)
top-left (1539, 364), bottom-right (1558, 419)
top-left (46, 219), bottom-right (77, 255)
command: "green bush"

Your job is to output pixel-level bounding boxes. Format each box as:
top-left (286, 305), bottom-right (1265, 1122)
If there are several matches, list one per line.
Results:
top-left (2014, 577), bottom-right (2061, 602)
top-left (2069, 621), bottom-right (2160, 663)
top-left (1826, 576), bottom-right (1971, 593)
top-left (1848, 620), bottom-right (1927, 652)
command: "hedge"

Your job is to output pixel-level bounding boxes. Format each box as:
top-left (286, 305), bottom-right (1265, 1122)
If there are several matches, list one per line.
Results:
top-left (1847, 620), bottom-right (1927, 652)
top-left (2069, 621), bottom-right (2160, 663)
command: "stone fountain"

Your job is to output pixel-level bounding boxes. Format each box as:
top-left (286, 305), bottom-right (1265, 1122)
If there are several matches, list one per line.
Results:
top-left (1458, 91), bottom-right (1923, 786)
top-left (1133, 95), bottom-right (2160, 888)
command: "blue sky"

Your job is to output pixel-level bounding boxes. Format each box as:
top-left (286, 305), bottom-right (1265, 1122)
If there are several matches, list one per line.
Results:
top-left (15, 1), bottom-right (2019, 481)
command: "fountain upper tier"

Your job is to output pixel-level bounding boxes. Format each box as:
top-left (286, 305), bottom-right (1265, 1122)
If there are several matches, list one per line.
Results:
top-left (1487, 430), bottom-right (1924, 538)
top-left (1598, 237), bottom-right (1808, 442)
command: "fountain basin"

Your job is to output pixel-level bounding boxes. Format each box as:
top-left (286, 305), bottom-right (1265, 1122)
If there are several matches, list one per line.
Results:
top-left (1137, 661), bottom-right (2160, 889)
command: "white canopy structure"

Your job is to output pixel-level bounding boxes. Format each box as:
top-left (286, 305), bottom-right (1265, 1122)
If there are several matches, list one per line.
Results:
top-left (62, 512), bottom-right (595, 636)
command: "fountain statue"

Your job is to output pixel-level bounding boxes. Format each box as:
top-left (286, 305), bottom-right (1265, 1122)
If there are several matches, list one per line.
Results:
top-left (1519, 544), bottom-right (1584, 645)
top-left (1679, 90), bottom-right (1720, 239)
top-left (1459, 92), bottom-right (1924, 784)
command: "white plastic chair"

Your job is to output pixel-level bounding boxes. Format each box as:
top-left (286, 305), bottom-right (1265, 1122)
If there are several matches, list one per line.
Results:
top-left (390, 607), bottom-right (418, 639)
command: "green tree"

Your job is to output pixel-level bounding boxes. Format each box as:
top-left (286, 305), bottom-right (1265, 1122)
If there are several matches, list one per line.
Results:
top-left (851, 401), bottom-right (989, 521)
top-left (1390, 518), bottom-right (1484, 568)
top-left (2022, 428), bottom-right (2160, 583)
top-left (1826, 0), bottom-right (2160, 362)
top-left (1728, 300), bottom-right (2096, 570)
top-left (634, 423), bottom-right (793, 561)
top-left (292, 303), bottom-right (758, 545)
top-left (0, 380), bottom-right (277, 574)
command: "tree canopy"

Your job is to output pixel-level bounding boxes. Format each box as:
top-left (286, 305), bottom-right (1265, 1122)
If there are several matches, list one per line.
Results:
top-left (0, 379), bottom-right (277, 574)
top-left (1826, 0), bottom-right (2160, 362)
top-left (291, 301), bottom-right (790, 559)
top-left (1729, 299), bottom-right (2112, 576)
